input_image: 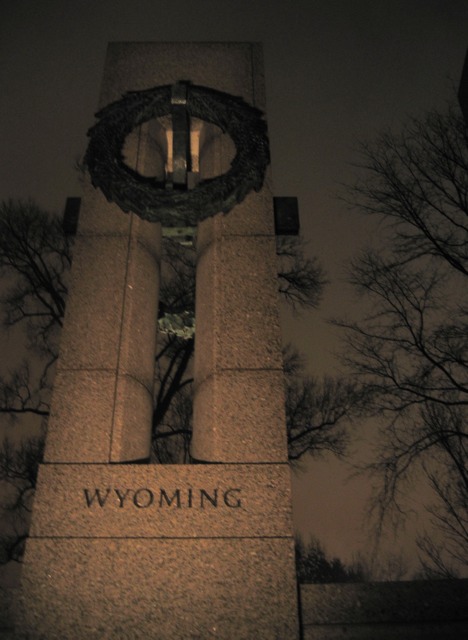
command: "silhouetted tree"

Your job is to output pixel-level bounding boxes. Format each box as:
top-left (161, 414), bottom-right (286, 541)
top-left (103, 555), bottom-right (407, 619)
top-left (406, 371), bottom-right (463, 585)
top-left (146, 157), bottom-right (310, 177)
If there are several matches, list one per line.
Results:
top-left (277, 236), bottom-right (326, 311)
top-left (283, 344), bottom-right (359, 461)
top-left (295, 535), bottom-right (366, 583)
top-left (338, 101), bottom-right (468, 576)
top-left (0, 436), bottom-right (43, 564)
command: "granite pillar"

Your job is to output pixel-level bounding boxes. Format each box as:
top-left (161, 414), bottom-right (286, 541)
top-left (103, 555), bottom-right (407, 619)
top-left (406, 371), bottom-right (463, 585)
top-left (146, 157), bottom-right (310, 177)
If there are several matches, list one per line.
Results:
top-left (18, 43), bottom-right (299, 639)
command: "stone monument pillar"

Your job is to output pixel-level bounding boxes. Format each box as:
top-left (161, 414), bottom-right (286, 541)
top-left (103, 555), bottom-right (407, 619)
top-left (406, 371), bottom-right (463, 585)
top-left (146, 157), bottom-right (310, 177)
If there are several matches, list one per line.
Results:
top-left (18, 43), bottom-right (299, 639)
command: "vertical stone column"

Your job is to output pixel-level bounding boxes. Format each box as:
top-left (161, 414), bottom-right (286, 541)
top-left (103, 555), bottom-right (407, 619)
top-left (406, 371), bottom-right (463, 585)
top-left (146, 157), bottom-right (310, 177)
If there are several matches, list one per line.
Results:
top-left (18, 43), bottom-right (299, 640)
top-left (192, 181), bottom-right (289, 462)
top-left (44, 138), bottom-right (161, 464)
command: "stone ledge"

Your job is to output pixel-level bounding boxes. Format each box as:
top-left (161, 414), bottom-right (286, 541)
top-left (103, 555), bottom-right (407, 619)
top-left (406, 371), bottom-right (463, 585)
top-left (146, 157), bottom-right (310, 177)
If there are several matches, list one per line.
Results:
top-left (300, 580), bottom-right (468, 626)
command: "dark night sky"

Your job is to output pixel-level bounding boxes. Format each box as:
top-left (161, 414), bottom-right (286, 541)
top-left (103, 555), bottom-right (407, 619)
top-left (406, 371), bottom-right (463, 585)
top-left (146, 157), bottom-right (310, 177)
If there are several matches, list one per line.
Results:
top-left (1, 0), bottom-right (468, 577)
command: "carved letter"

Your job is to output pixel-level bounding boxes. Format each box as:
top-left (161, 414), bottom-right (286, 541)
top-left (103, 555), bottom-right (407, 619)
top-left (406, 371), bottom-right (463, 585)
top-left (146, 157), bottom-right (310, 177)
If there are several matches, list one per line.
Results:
top-left (83, 488), bottom-right (111, 507)
top-left (115, 489), bottom-right (131, 508)
top-left (200, 489), bottom-right (218, 508)
top-left (223, 488), bottom-right (242, 508)
top-left (159, 489), bottom-right (181, 508)
top-left (133, 488), bottom-right (154, 508)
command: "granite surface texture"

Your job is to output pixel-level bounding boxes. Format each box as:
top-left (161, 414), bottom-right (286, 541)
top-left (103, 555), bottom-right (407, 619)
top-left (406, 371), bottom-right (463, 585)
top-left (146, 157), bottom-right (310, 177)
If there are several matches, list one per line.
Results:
top-left (191, 213), bottom-right (286, 462)
top-left (192, 369), bottom-right (288, 462)
top-left (30, 463), bottom-right (293, 538)
top-left (20, 42), bottom-right (300, 639)
top-left (18, 538), bottom-right (297, 640)
top-left (99, 42), bottom-right (266, 110)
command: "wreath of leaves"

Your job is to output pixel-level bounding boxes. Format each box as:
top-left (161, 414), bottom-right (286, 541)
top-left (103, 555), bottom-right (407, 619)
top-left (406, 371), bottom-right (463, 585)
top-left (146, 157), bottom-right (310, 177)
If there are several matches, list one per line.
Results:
top-left (85, 83), bottom-right (270, 227)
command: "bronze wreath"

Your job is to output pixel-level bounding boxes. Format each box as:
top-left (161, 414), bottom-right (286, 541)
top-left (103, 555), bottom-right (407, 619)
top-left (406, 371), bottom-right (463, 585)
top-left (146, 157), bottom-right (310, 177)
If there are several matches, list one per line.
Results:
top-left (85, 83), bottom-right (270, 227)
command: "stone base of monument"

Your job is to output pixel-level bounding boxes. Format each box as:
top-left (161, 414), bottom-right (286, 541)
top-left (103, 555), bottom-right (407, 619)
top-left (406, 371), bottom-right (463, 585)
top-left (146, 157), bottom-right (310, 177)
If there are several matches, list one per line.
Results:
top-left (17, 463), bottom-right (299, 639)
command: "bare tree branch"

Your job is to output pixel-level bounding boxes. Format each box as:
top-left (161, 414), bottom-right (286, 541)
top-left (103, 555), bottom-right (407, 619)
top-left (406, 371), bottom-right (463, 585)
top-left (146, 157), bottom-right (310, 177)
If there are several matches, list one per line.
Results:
top-left (277, 236), bottom-right (327, 311)
top-left (339, 99), bottom-right (468, 574)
